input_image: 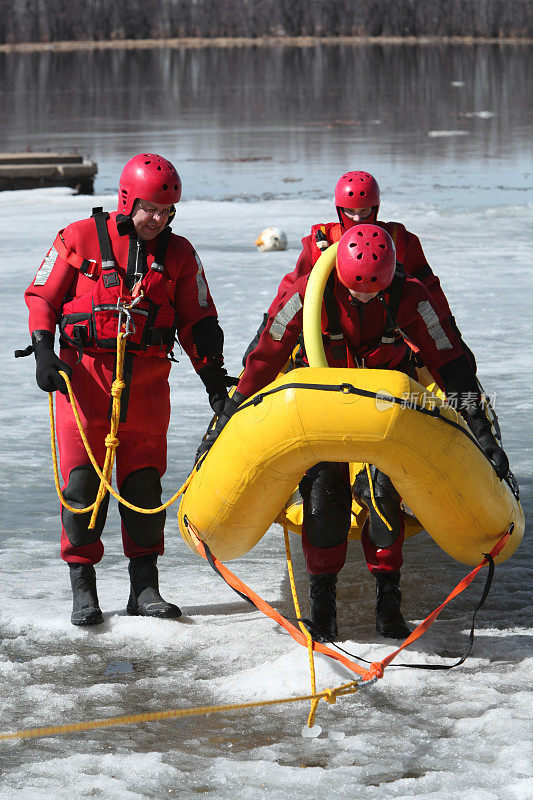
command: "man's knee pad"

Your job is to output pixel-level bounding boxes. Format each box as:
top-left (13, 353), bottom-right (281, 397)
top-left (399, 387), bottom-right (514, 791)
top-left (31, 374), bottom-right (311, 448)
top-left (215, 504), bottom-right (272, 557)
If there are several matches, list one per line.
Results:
top-left (299, 462), bottom-right (351, 548)
top-left (355, 465), bottom-right (401, 548)
top-left (119, 467), bottom-right (165, 547)
top-left (61, 465), bottom-right (109, 546)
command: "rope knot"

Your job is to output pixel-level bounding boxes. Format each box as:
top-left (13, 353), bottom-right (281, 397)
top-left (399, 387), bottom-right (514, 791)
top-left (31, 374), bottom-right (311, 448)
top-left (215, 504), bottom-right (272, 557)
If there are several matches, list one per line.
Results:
top-left (104, 435), bottom-right (119, 449)
top-left (111, 380), bottom-right (126, 396)
top-left (323, 688), bottom-right (337, 705)
top-left (369, 662), bottom-right (384, 680)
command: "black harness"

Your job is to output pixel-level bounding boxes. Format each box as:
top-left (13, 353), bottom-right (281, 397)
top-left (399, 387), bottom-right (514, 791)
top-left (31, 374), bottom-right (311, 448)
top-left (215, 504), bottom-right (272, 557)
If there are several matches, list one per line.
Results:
top-left (315, 228), bottom-right (407, 365)
top-left (59, 209), bottom-right (175, 356)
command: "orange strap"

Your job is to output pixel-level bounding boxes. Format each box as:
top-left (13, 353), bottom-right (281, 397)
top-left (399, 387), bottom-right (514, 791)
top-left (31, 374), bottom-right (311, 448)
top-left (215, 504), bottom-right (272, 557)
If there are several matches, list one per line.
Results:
top-left (374, 527), bottom-right (513, 676)
top-left (185, 521), bottom-right (376, 681)
top-left (185, 519), bottom-right (512, 684)
top-left (53, 231), bottom-right (99, 277)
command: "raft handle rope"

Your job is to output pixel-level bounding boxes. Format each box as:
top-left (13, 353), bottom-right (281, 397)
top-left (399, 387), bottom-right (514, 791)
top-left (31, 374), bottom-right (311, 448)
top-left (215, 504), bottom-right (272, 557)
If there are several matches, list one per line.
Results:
top-left (225, 378), bottom-right (517, 495)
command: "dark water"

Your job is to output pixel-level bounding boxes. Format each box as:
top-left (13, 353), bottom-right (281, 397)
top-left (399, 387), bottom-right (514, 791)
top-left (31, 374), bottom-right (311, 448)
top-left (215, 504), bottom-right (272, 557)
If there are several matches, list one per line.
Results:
top-left (1, 43), bottom-right (531, 203)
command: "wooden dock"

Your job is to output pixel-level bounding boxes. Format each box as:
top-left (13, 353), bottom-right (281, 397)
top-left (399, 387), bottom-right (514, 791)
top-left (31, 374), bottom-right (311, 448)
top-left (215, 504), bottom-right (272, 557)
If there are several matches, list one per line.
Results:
top-left (0, 153), bottom-right (97, 193)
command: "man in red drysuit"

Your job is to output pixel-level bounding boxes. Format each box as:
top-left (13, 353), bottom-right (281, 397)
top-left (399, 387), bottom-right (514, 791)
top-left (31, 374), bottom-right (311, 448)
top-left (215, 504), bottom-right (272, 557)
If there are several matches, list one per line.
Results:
top-left (199, 224), bottom-right (508, 642)
top-left (23, 153), bottom-right (229, 626)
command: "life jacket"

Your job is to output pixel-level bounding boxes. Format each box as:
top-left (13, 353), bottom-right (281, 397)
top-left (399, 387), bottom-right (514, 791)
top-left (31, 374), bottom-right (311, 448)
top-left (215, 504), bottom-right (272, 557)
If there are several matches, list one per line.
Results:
top-left (309, 222), bottom-right (344, 263)
top-left (58, 210), bottom-right (177, 358)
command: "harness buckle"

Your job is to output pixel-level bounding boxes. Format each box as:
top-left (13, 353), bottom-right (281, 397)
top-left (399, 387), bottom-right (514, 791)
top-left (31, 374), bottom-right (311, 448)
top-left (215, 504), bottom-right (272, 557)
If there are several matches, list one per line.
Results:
top-left (116, 292), bottom-right (145, 338)
top-left (116, 300), bottom-right (134, 338)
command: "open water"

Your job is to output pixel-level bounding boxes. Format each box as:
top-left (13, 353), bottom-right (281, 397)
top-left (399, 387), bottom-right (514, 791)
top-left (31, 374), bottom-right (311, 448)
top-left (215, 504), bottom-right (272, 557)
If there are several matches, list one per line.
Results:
top-left (1, 42), bottom-right (531, 203)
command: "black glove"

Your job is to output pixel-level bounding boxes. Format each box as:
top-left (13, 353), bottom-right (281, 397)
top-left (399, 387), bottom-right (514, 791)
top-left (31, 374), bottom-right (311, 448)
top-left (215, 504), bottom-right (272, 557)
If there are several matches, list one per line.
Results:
top-left (195, 391), bottom-right (247, 464)
top-left (198, 362), bottom-right (230, 415)
top-left (32, 330), bottom-right (72, 395)
top-left (464, 409), bottom-right (509, 479)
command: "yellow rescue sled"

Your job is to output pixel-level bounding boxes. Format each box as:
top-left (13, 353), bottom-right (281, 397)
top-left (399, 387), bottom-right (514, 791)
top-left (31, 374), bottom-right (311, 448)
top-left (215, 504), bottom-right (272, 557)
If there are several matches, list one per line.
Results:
top-left (178, 244), bottom-right (523, 567)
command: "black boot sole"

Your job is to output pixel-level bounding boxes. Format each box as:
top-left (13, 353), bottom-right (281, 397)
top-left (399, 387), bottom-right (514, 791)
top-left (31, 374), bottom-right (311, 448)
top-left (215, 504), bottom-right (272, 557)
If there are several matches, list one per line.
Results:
top-left (71, 609), bottom-right (104, 626)
top-left (126, 602), bottom-right (182, 619)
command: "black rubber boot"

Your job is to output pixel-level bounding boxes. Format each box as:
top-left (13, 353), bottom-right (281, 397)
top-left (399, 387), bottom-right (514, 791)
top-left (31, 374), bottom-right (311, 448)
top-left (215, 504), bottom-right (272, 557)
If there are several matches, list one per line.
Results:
top-left (127, 555), bottom-right (182, 618)
top-left (375, 571), bottom-right (412, 639)
top-left (307, 573), bottom-right (338, 643)
top-left (69, 563), bottom-right (104, 626)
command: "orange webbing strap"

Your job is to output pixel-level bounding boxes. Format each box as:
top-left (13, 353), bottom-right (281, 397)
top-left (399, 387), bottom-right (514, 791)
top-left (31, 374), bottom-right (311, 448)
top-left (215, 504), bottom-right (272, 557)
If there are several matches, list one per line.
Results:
top-left (373, 527), bottom-right (513, 676)
top-left (184, 519), bottom-right (377, 682)
top-left (53, 232), bottom-right (95, 274)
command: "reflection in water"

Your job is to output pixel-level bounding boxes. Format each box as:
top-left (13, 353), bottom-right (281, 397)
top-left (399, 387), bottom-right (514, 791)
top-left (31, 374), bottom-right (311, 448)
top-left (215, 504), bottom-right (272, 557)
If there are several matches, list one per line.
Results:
top-left (0, 44), bottom-right (531, 199)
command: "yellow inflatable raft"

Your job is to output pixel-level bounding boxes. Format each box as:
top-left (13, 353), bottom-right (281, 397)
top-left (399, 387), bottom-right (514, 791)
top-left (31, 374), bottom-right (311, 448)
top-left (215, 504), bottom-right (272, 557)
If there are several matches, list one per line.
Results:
top-left (178, 244), bottom-right (524, 567)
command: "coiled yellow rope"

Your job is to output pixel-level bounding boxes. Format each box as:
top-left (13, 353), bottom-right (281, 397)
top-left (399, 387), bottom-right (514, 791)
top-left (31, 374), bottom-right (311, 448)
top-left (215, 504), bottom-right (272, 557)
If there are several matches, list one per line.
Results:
top-left (48, 331), bottom-right (191, 525)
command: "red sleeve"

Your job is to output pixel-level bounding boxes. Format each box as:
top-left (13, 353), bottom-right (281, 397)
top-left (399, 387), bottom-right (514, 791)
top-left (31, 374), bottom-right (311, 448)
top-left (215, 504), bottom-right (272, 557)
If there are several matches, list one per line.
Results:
top-left (238, 281), bottom-right (306, 398)
top-left (397, 277), bottom-right (463, 374)
top-left (169, 237), bottom-right (219, 372)
top-left (403, 229), bottom-right (452, 319)
top-left (267, 234), bottom-right (313, 315)
top-left (25, 223), bottom-right (83, 334)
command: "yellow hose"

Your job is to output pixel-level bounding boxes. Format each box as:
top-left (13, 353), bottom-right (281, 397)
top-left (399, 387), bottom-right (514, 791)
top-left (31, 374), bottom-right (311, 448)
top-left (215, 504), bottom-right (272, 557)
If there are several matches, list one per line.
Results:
top-left (301, 241), bottom-right (338, 369)
top-left (301, 241), bottom-right (393, 531)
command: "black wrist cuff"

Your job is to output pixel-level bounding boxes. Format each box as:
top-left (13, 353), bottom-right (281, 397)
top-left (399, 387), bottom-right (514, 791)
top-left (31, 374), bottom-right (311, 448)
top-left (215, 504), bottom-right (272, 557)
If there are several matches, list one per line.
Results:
top-left (31, 330), bottom-right (55, 353)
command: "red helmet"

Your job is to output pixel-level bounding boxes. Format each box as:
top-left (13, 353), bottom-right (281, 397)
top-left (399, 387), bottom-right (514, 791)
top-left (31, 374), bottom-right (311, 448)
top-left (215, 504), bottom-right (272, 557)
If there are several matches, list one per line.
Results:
top-left (336, 225), bottom-right (396, 293)
top-left (118, 153), bottom-right (182, 215)
top-left (334, 171), bottom-right (380, 210)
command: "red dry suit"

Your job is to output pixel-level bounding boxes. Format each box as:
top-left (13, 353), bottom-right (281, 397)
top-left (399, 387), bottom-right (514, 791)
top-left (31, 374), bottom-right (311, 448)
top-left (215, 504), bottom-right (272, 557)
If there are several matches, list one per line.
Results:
top-left (237, 265), bottom-right (469, 577)
top-left (26, 210), bottom-right (222, 565)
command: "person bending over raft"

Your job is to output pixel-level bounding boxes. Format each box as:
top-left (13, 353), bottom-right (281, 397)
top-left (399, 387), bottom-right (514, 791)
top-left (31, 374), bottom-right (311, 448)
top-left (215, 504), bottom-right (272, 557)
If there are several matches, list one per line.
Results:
top-left (23, 153), bottom-right (229, 626)
top-left (197, 225), bottom-right (509, 643)
top-left (243, 170), bottom-right (477, 371)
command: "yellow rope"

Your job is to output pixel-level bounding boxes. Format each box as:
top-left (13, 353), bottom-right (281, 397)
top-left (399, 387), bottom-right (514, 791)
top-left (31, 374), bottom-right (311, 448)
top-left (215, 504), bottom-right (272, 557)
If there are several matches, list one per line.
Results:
top-left (282, 512), bottom-right (320, 728)
top-left (2, 518), bottom-right (368, 744)
top-left (49, 390), bottom-right (96, 515)
top-left (48, 334), bottom-right (193, 518)
top-left (0, 680), bottom-right (362, 742)
top-left (88, 330), bottom-right (126, 528)
top-left (364, 463), bottom-right (393, 532)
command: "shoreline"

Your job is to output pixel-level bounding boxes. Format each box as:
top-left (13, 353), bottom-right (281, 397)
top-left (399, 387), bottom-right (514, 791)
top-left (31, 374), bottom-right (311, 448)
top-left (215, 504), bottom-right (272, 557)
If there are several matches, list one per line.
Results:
top-left (1, 35), bottom-right (531, 54)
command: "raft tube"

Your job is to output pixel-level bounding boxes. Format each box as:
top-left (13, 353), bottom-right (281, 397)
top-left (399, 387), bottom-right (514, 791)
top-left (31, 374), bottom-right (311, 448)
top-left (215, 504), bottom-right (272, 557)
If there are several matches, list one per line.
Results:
top-left (178, 366), bottom-right (523, 566)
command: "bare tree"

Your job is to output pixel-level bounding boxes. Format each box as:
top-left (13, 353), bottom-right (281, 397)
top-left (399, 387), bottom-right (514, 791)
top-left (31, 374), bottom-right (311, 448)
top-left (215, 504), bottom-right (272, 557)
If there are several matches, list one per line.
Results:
top-left (1, 1), bottom-right (532, 44)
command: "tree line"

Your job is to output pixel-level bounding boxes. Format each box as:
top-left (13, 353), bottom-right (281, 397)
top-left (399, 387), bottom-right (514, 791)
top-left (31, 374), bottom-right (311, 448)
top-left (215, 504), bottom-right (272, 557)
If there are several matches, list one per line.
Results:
top-left (1, 0), bottom-right (530, 45)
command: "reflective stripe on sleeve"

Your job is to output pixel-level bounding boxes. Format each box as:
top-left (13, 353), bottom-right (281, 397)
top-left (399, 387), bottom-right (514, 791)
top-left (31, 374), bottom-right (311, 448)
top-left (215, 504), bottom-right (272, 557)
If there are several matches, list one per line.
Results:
top-left (269, 294), bottom-right (303, 341)
top-left (417, 300), bottom-right (453, 350)
top-left (194, 250), bottom-right (209, 308)
top-left (34, 246), bottom-right (58, 286)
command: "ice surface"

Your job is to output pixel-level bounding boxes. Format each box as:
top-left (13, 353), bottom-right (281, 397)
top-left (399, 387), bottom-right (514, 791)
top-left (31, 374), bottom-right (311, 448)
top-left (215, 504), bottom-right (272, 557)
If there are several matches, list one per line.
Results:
top-left (1, 188), bottom-right (531, 799)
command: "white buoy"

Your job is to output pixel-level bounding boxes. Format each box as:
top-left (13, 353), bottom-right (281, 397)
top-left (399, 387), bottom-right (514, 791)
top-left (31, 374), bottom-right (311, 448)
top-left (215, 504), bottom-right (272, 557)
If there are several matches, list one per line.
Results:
top-left (254, 227), bottom-right (288, 252)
